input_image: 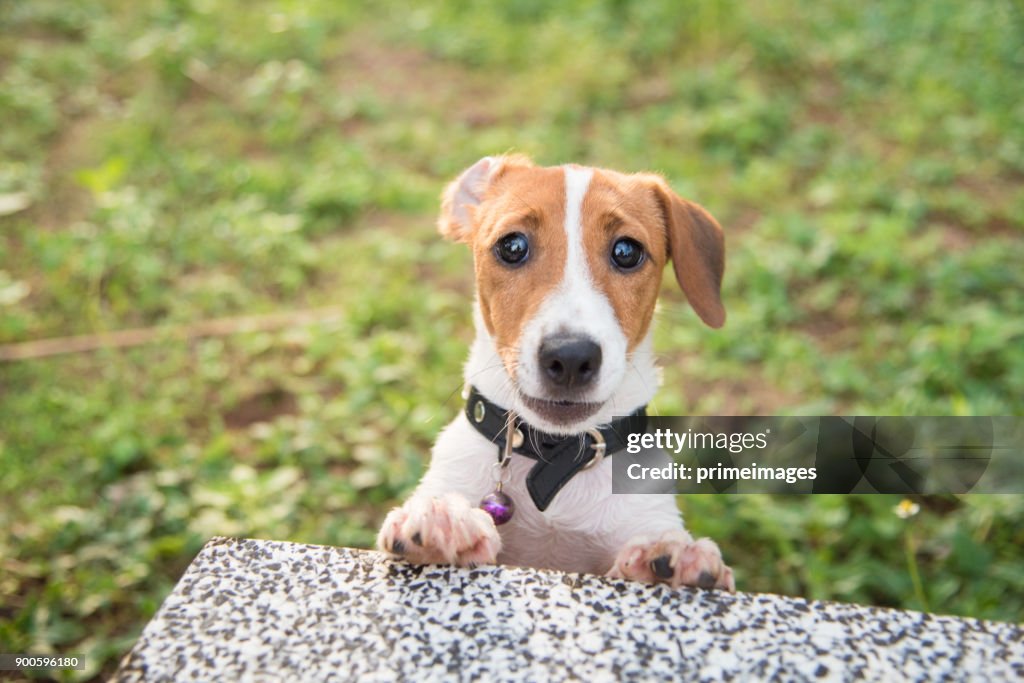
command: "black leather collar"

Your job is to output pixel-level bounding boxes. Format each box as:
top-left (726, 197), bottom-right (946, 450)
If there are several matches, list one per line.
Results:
top-left (464, 386), bottom-right (647, 512)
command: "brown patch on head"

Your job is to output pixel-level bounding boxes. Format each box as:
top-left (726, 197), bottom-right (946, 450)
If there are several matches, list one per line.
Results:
top-left (580, 169), bottom-right (669, 350)
top-left (438, 154), bottom-right (536, 242)
top-left (466, 163), bottom-right (568, 370)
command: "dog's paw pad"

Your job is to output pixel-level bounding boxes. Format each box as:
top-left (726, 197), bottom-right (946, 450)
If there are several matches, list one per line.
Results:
top-left (376, 493), bottom-right (501, 567)
top-left (608, 530), bottom-right (735, 592)
top-left (651, 554), bottom-right (673, 579)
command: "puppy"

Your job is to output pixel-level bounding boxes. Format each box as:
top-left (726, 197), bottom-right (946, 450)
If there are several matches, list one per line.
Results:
top-left (377, 155), bottom-right (734, 591)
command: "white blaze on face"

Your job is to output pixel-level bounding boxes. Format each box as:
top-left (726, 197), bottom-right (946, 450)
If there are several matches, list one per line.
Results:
top-left (515, 166), bottom-right (628, 405)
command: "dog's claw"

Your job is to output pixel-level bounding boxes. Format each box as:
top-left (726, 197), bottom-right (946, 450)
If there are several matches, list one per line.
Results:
top-left (650, 555), bottom-right (674, 579)
top-left (696, 570), bottom-right (717, 589)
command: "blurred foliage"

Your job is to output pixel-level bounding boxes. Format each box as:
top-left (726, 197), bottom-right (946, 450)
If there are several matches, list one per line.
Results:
top-left (1, 0), bottom-right (1023, 679)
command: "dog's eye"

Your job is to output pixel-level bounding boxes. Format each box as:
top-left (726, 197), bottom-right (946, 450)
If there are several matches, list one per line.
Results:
top-left (611, 237), bottom-right (645, 271)
top-left (494, 232), bottom-right (530, 266)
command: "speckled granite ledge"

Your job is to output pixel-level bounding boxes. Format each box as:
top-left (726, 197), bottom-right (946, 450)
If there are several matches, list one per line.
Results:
top-left (114, 537), bottom-right (1023, 682)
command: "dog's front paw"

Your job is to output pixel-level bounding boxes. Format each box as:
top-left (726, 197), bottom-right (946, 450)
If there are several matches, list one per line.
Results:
top-left (376, 493), bottom-right (501, 567)
top-left (608, 530), bottom-right (735, 592)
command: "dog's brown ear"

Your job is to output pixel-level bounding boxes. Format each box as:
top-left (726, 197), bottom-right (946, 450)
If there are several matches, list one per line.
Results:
top-left (645, 176), bottom-right (726, 328)
top-left (438, 155), bottom-right (533, 242)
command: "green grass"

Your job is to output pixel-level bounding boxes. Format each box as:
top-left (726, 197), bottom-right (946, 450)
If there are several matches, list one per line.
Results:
top-left (2, 0), bottom-right (1023, 679)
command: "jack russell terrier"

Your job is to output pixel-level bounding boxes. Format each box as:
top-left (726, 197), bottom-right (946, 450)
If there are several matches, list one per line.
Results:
top-left (377, 155), bottom-right (734, 592)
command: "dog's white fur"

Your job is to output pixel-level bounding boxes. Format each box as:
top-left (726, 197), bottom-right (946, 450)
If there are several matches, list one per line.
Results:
top-left (377, 157), bottom-right (734, 590)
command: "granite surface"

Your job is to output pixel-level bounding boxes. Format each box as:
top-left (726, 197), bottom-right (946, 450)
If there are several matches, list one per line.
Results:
top-left (114, 537), bottom-right (1023, 682)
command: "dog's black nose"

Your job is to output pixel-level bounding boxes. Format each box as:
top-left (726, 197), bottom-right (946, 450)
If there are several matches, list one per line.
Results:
top-left (539, 334), bottom-right (602, 389)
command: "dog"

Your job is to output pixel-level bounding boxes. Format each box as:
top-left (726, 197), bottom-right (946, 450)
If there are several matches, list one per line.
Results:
top-left (376, 155), bottom-right (734, 591)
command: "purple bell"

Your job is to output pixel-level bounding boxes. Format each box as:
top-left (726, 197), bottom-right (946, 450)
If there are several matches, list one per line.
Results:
top-left (480, 490), bottom-right (515, 525)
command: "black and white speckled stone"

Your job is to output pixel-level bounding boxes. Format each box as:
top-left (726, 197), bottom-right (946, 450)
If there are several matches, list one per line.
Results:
top-left (113, 537), bottom-right (1023, 682)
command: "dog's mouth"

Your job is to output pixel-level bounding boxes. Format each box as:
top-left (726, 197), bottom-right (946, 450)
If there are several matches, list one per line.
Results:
top-left (519, 393), bottom-right (603, 426)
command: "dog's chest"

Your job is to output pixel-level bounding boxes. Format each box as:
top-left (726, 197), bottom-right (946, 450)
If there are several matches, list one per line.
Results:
top-left (427, 415), bottom-right (622, 572)
top-left (496, 455), bottom-right (621, 573)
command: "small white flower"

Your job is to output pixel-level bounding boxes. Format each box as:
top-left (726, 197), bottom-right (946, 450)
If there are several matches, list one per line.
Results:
top-left (895, 499), bottom-right (920, 519)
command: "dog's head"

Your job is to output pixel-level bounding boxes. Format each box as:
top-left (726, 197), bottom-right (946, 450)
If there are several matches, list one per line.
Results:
top-left (440, 155), bottom-right (725, 433)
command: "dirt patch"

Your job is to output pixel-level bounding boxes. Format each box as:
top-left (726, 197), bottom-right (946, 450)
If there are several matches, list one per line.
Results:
top-left (795, 292), bottom-right (861, 353)
top-left (328, 33), bottom-right (514, 133)
top-left (664, 359), bottom-right (801, 415)
top-left (921, 172), bottom-right (1024, 243)
top-left (935, 222), bottom-right (976, 251)
top-left (623, 75), bottom-right (675, 110)
top-left (21, 116), bottom-right (96, 234)
top-left (223, 387), bottom-right (299, 429)
top-left (804, 68), bottom-right (845, 128)
top-left (728, 208), bottom-right (763, 234)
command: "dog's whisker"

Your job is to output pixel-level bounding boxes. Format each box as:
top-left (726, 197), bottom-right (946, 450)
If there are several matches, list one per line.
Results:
top-left (528, 429), bottom-right (552, 464)
top-left (573, 435), bottom-right (588, 463)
